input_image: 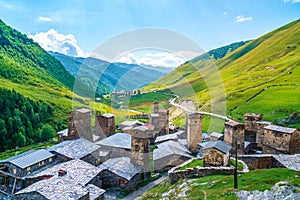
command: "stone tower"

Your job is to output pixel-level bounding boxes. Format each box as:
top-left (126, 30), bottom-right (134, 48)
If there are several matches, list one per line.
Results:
top-left (186, 111), bottom-right (203, 153)
top-left (153, 102), bottom-right (159, 113)
top-left (256, 121), bottom-right (272, 148)
top-left (224, 121), bottom-right (244, 155)
top-left (158, 110), bottom-right (169, 136)
top-left (131, 126), bottom-right (151, 179)
top-left (68, 108), bottom-right (92, 141)
top-left (95, 113), bottom-right (115, 139)
top-left (244, 113), bottom-right (263, 142)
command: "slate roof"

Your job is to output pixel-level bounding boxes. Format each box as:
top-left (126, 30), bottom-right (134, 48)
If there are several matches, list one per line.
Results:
top-left (119, 120), bottom-right (144, 127)
top-left (28, 159), bottom-right (102, 185)
top-left (150, 113), bottom-right (159, 117)
top-left (57, 128), bottom-right (68, 137)
top-left (102, 113), bottom-right (114, 118)
top-left (202, 133), bottom-right (210, 140)
top-left (153, 140), bottom-right (192, 161)
top-left (98, 157), bottom-right (142, 181)
top-left (244, 113), bottom-right (263, 118)
top-left (96, 133), bottom-right (131, 149)
top-left (225, 121), bottom-right (243, 127)
top-left (0, 149), bottom-right (54, 169)
top-left (154, 134), bottom-right (178, 144)
top-left (47, 138), bottom-right (100, 159)
top-left (202, 140), bottom-right (231, 154)
top-left (86, 184), bottom-right (106, 200)
top-left (264, 124), bottom-right (296, 134)
top-left (76, 108), bottom-right (91, 113)
top-left (15, 176), bottom-right (89, 200)
top-left (257, 121), bottom-right (272, 125)
top-left (210, 132), bottom-right (223, 139)
top-left (133, 126), bottom-right (149, 132)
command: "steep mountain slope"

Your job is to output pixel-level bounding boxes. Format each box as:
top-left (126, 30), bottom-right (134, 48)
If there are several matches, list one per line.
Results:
top-left (0, 19), bottom-right (111, 149)
top-left (49, 51), bottom-right (170, 94)
top-left (144, 19), bottom-right (300, 127)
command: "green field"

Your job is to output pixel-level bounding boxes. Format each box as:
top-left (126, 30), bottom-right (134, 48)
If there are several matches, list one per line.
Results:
top-left (141, 168), bottom-right (300, 200)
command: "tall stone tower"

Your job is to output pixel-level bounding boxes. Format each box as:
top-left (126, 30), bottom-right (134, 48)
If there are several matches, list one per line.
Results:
top-left (256, 121), bottom-right (272, 148)
top-left (68, 108), bottom-right (92, 141)
top-left (186, 111), bottom-right (203, 153)
top-left (153, 102), bottom-right (159, 113)
top-left (131, 126), bottom-right (151, 179)
top-left (224, 121), bottom-right (244, 155)
top-left (95, 113), bottom-right (115, 139)
top-left (158, 110), bottom-right (169, 136)
top-left (244, 113), bottom-right (263, 143)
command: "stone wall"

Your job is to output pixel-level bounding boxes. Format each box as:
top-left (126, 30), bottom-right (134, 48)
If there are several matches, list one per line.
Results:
top-left (239, 155), bottom-right (285, 170)
top-left (244, 114), bottom-right (263, 132)
top-left (186, 112), bottom-right (203, 153)
top-left (290, 130), bottom-right (300, 154)
top-left (256, 121), bottom-right (272, 148)
top-left (262, 129), bottom-right (291, 154)
top-left (158, 110), bottom-right (169, 135)
top-left (154, 155), bottom-right (191, 172)
top-left (168, 165), bottom-right (234, 184)
top-left (68, 109), bottom-right (92, 141)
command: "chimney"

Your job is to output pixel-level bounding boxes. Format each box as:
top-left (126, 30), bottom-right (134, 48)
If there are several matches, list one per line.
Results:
top-left (58, 169), bottom-right (67, 176)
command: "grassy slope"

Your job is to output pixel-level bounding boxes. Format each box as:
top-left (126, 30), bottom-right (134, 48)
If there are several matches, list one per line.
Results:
top-left (143, 19), bottom-right (300, 128)
top-left (142, 168), bottom-right (300, 200)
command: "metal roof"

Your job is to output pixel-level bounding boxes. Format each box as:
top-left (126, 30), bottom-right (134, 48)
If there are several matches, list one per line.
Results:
top-left (202, 140), bottom-right (231, 154)
top-left (96, 133), bottom-right (131, 149)
top-left (98, 157), bottom-right (142, 181)
top-left (154, 134), bottom-right (178, 144)
top-left (264, 124), bottom-right (296, 134)
top-left (48, 138), bottom-right (100, 159)
top-left (153, 140), bottom-right (192, 161)
top-left (1, 149), bottom-right (54, 169)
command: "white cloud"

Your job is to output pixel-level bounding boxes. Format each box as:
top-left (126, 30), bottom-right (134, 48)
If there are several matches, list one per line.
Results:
top-left (115, 51), bottom-right (192, 68)
top-left (29, 29), bottom-right (87, 57)
top-left (222, 12), bottom-right (227, 15)
top-left (236, 15), bottom-right (253, 23)
top-left (284, 0), bottom-right (300, 3)
top-left (38, 17), bottom-right (52, 22)
top-left (0, 1), bottom-right (12, 8)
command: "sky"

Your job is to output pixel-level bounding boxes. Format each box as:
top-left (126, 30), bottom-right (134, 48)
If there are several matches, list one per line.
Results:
top-left (0, 0), bottom-right (300, 67)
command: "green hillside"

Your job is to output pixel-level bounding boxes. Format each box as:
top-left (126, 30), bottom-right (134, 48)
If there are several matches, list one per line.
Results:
top-left (0, 19), bottom-right (114, 151)
top-left (143, 19), bottom-right (300, 128)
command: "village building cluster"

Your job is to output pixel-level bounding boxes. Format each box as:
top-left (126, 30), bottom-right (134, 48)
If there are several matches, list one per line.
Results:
top-left (0, 102), bottom-right (299, 199)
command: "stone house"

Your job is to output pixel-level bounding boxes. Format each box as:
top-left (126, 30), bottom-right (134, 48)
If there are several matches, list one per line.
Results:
top-left (98, 157), bottom-right (142, 191)
top-left (0, 149), bottom-right (55, 194)
top-left (224, 121), bottom-right (245, 155)
top-left (158, 110), bottom-right (169, 135)
top-left (95, 113), bottom-right (115, 139)
top-left (57, 128), bottom-right (68, 142)
top-left (256, 121), bottom-right (272, 148)
top-left (262, 125), bottom-right (300, 154)
top-left (15, 159), bottom-right (105, 200)
top-left (47, 138), bottom-right (101, 166)
top-left (153, 140), bottom-right (193, 171)
top-left (202, 141), bottom-right (231, 167)
top-left (186, 111), bottom-right (203, 153)
top-left (95, 133), bottom-right (131, 160)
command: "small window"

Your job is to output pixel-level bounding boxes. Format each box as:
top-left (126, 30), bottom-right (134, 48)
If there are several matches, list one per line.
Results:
top-left (13, 168), bottom-right (16, 174)
top-left (27, 166), bottom-right (31, 172)
top-left (49, 158), bottom-right (53, 162)
top-left (119, 179), bottom-right (125, 186)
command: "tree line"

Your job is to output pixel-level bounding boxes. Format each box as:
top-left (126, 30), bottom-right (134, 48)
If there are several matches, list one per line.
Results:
top-left (0, 88), bottom-right (57, 152)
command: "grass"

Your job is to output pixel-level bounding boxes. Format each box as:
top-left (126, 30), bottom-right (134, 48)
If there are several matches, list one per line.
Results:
top-left (179, 159), bottom-right (204, 170)
top-left (229, 159), bottom-right (243, 171)
top-left (141, 168), bottom-right (300, 200)
top-left (142, 20), bottom-right (300, 128)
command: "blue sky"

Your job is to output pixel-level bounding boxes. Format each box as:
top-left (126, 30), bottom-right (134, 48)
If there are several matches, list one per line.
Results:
top-left (0, 0), bottom-right (300, 67)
